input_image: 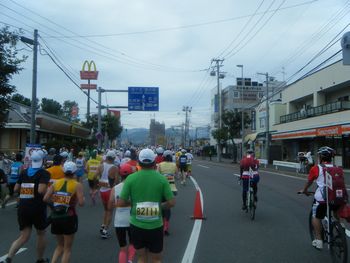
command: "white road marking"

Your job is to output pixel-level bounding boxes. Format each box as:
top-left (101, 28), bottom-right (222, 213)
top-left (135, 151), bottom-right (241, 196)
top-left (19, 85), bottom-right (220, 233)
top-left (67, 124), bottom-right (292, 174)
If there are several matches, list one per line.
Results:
top-left (181, 176), bottom-right (204, 263)
top-left (346, 229), bottom-right (350, 238)
top-left (5, 201), bottom-right (17, 207)
top-left (0, 248), bottom-right (27, 261)
top-left (197, 164), bottom-right (209, 169)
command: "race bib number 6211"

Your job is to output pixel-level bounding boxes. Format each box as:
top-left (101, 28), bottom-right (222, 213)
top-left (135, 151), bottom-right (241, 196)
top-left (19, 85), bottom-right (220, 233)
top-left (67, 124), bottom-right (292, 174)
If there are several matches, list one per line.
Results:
top-left (136, 202), bottom-right (160, 221)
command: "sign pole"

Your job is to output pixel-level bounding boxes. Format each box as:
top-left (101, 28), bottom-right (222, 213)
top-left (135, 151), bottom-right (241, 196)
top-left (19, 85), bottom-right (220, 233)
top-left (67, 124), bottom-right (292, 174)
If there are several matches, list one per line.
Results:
top-left (98, 87), bottom-right (102, 149)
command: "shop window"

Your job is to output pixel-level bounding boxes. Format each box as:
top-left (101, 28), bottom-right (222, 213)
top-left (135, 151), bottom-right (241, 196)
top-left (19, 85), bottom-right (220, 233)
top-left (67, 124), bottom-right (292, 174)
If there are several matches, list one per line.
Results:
top-left (234, 92), bottom-right (239, 98)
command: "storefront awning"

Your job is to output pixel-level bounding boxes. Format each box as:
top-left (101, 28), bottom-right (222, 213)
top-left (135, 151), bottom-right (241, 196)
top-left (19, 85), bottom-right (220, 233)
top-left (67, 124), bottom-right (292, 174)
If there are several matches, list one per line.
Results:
top-left (244, 132), bottom-right (258, 143)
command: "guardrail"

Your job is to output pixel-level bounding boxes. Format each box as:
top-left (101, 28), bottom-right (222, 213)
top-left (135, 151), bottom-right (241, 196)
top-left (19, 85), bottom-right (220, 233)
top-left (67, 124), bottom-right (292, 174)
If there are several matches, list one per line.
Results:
top-left (258, 159), bottom-right (268, 168)
top-left (273, 160), bottom-right (300, 172)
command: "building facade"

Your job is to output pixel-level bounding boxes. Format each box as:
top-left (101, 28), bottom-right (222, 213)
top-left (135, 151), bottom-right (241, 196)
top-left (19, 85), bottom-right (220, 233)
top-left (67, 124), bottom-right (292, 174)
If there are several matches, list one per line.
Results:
top-left (149, 118), bottom-right (165, 146)
top-left (0, 101), bottom-right (91, 153)
top-left (271, 60), bottom-right (350, 167)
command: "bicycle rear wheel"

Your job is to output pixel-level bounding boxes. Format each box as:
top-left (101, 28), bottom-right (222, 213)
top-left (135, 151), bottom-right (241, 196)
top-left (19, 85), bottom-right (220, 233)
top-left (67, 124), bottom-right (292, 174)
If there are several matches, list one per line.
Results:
top-left (330, 221), bottom-right (348, 263)
top-left (249, 190), bottom-right (255, 220)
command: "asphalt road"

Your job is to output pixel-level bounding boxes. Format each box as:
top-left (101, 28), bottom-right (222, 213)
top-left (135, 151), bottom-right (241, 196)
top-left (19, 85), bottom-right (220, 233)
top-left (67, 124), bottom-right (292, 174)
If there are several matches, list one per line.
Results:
top-left (0, 160), bottom-right (349, 263)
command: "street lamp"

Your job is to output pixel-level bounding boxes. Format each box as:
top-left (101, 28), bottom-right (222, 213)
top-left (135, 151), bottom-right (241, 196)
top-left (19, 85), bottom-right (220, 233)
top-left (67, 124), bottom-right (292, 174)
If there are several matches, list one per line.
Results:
top-left (236, 65), bottom-right (244, 158)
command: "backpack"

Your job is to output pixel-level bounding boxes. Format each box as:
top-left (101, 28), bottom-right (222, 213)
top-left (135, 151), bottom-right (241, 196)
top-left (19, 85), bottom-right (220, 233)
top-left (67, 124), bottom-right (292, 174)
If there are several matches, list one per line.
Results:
top-left (321, 164), bottom-right (348, 205)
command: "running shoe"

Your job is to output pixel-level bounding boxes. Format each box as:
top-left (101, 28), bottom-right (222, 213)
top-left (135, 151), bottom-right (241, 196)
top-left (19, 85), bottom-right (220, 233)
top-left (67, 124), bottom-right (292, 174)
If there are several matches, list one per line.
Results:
top-left (35, 258), bottom-right (49, 263)
top-left (312, 239), bottom-right (323, 250)
top-left (101, 228), bottom-right (109, 239)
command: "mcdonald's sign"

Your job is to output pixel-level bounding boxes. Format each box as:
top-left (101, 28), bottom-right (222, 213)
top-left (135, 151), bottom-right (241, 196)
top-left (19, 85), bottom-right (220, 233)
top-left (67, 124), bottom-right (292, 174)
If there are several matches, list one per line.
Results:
top-left (80, 60), bottom-right (99, 80)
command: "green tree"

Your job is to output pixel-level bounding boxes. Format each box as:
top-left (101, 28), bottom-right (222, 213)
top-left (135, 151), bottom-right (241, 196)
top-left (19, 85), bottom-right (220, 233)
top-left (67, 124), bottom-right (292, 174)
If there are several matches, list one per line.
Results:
top-left (62, 100), bottom-right (79, 121)
top-left (221, 109), bottom-right (251, 162)
top-left (103, 112), bottom-right (123, 145)
top-left (41, 98), bottom-right (63, 116)
top-left (0, 26), bottom-right (27, 127)
top-left (11, 93), bottom-right (31, 106)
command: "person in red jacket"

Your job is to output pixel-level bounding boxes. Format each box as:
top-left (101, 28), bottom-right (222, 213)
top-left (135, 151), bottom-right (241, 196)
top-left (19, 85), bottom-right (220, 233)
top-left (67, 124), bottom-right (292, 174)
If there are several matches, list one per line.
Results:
top-left (240, 149), bottom-right (260, 210)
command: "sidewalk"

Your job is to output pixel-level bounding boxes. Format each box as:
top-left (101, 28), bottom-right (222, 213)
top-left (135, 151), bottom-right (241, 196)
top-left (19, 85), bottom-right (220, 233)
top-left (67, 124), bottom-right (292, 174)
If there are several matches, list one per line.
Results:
top-left (196, 156), bottom-right (350, 185)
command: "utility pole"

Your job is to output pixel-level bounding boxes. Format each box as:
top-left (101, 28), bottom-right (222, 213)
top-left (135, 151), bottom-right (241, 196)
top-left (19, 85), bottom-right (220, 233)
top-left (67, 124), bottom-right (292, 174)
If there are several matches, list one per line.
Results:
top-left (183, 106), bottom-right (192, 148)
top-left (257, 72), bottom-right (270, 163)
top-left (237, 64), bottom-right (244, 158)
top-left (20, 30), bottom-right (38, 144)
top-left (211, 58), bottom-right (225, 162)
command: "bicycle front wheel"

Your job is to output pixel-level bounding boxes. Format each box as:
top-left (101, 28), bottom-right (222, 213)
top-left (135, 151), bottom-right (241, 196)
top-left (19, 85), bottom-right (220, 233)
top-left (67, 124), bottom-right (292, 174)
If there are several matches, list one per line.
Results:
top-left (330, 221), bottom-right (348, 263)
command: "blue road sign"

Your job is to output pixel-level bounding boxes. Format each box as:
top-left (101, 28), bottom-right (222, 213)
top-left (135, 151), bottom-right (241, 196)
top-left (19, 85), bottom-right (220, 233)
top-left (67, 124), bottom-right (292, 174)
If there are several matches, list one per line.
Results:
top-left (128, 87), bottom-right (159, 111)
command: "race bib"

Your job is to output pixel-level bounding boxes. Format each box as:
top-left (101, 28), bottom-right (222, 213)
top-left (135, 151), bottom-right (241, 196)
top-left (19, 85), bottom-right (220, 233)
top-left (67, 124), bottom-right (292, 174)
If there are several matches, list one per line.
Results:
top-left (136, 202), bottom-right (160, 221)
top-left (20, 183), bottom-right (35, 199)
top-left (90, 166), bottom-right (98, 173)
top-left (52, 191), bottom-right (72, 207)
top-left (336, 189), bottom-right (344, 198)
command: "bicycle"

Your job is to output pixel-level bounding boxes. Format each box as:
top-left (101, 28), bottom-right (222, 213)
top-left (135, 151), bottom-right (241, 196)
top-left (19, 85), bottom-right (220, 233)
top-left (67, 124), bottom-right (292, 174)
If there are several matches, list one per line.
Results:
top-left (239, 168), bottom-right (256, 220)
top-left (298, 191), bottom-right (348, 263)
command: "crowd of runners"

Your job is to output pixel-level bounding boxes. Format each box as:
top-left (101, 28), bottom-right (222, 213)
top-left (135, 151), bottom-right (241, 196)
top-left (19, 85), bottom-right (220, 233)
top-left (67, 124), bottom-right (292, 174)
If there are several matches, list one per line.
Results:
top-left (0, 146), bottom-right (194, 263)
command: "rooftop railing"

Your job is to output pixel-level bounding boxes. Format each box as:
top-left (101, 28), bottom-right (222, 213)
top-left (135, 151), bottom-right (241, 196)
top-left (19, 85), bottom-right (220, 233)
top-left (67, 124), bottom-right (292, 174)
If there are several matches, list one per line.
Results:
top-left (280, 101), bottom-right (350, 124)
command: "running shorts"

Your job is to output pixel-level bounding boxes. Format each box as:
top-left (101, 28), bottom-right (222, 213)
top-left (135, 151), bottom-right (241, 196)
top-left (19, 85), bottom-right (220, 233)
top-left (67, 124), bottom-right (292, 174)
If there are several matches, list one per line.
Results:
top-left (17, 208), bottom-right (48, 231)
top-left (100, 190), bottom-right (111, 205)
top-left (88, 179), bottom-right (98, 189)
top-left (179, 165), bottom-right (187, 172)
top-left (51, 215), bottom-right (78, 235)
top-left (312, 200), bottom-right (340, 219)
top-left (115, 227), bottom-right (132, 247)
top-left (130, 224), bottom-right (163, 253)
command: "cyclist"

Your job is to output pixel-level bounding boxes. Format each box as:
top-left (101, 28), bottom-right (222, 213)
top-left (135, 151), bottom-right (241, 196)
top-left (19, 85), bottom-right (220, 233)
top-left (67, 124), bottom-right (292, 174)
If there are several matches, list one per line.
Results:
top-left (240, 149), bottom-right (260, 210)
top-left (119, 149), bottom-right (175, 263)
top-left (43, 161), bottom-right (84, 263)
top-left (299, 146), bottom-right (347, 250)
top-left (108, 163), bottom-right (136, 263)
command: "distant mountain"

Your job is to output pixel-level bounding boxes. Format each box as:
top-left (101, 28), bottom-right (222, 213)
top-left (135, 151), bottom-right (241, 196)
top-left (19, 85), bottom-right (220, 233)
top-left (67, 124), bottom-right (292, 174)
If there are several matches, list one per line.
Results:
top-left (120, 128), bottom-right (149, 145)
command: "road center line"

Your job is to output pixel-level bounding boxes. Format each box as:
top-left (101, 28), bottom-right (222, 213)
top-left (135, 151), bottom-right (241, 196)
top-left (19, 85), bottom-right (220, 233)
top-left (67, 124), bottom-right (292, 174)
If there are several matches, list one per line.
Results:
top-left (197, 164), bottom-right (209, 169)
top-left (181, 176), bottom-right (203, 263)
top-left (0, 248), bottom-right (27, 261)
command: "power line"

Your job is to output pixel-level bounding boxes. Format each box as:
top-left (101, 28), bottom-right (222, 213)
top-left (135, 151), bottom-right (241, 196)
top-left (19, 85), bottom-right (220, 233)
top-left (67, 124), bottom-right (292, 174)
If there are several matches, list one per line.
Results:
top-left (270, 0), bottom-right (350, 75)
top-left (2, 0), bottom-right (208, 73)
top-left (216, 0), bottom-right (266, 58)
top-left (224, 0), bottom-right (286, 60)
top-left (38, 0), bottom-right (319, 38)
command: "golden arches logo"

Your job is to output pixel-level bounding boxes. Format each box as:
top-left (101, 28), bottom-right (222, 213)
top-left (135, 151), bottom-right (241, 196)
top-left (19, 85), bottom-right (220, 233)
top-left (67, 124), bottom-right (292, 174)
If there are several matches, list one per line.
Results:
top-left (82, 60), bottom-right (97, 72)
top-left (80, 60), bottom-right (98, 80)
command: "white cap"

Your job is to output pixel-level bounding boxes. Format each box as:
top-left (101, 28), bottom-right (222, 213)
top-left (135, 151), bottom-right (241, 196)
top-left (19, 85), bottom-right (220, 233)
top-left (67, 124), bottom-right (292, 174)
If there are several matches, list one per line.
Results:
top-left (181, 149), bottom-right (186, 153)
top-left (156, 147), bottom-right (164, 154)
top-left (31, 150), bottom-right (43, 168)
top-left (124, 150), bottom-right (131, 157)
top-left (163, 150), bottom-right (172, 157)
top-left (63, 161), bottom-right (77, 173)
top-left (138, 149), bottom-right (156, 164)
top-left (106, 150), bottom-right (116, 159)
top-left (60, 151), bottom-right (69, 158)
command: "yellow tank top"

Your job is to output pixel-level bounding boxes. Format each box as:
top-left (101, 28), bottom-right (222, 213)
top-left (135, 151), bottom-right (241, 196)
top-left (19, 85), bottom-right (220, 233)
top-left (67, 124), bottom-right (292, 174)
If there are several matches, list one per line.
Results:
top-left (52, 178), bottom-right (78, 216)
top-left (87, 159), bottom-right (100, 180)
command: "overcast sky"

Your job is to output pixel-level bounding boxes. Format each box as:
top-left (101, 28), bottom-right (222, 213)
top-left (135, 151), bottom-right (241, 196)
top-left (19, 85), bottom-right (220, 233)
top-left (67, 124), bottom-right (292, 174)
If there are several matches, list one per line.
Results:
top-left (1, 0), bottom-right (349, 129)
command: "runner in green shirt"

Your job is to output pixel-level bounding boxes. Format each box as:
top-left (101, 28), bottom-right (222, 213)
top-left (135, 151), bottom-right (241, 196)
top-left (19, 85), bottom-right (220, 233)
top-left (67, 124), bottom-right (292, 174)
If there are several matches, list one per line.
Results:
top-left (119, 148), bottom-right (175, 263)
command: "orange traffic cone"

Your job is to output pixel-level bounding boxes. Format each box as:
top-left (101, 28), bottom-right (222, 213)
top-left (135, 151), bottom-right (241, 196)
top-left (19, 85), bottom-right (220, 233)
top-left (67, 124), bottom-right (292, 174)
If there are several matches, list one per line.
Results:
top-left (191, 190), bottom-right (206, 220)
